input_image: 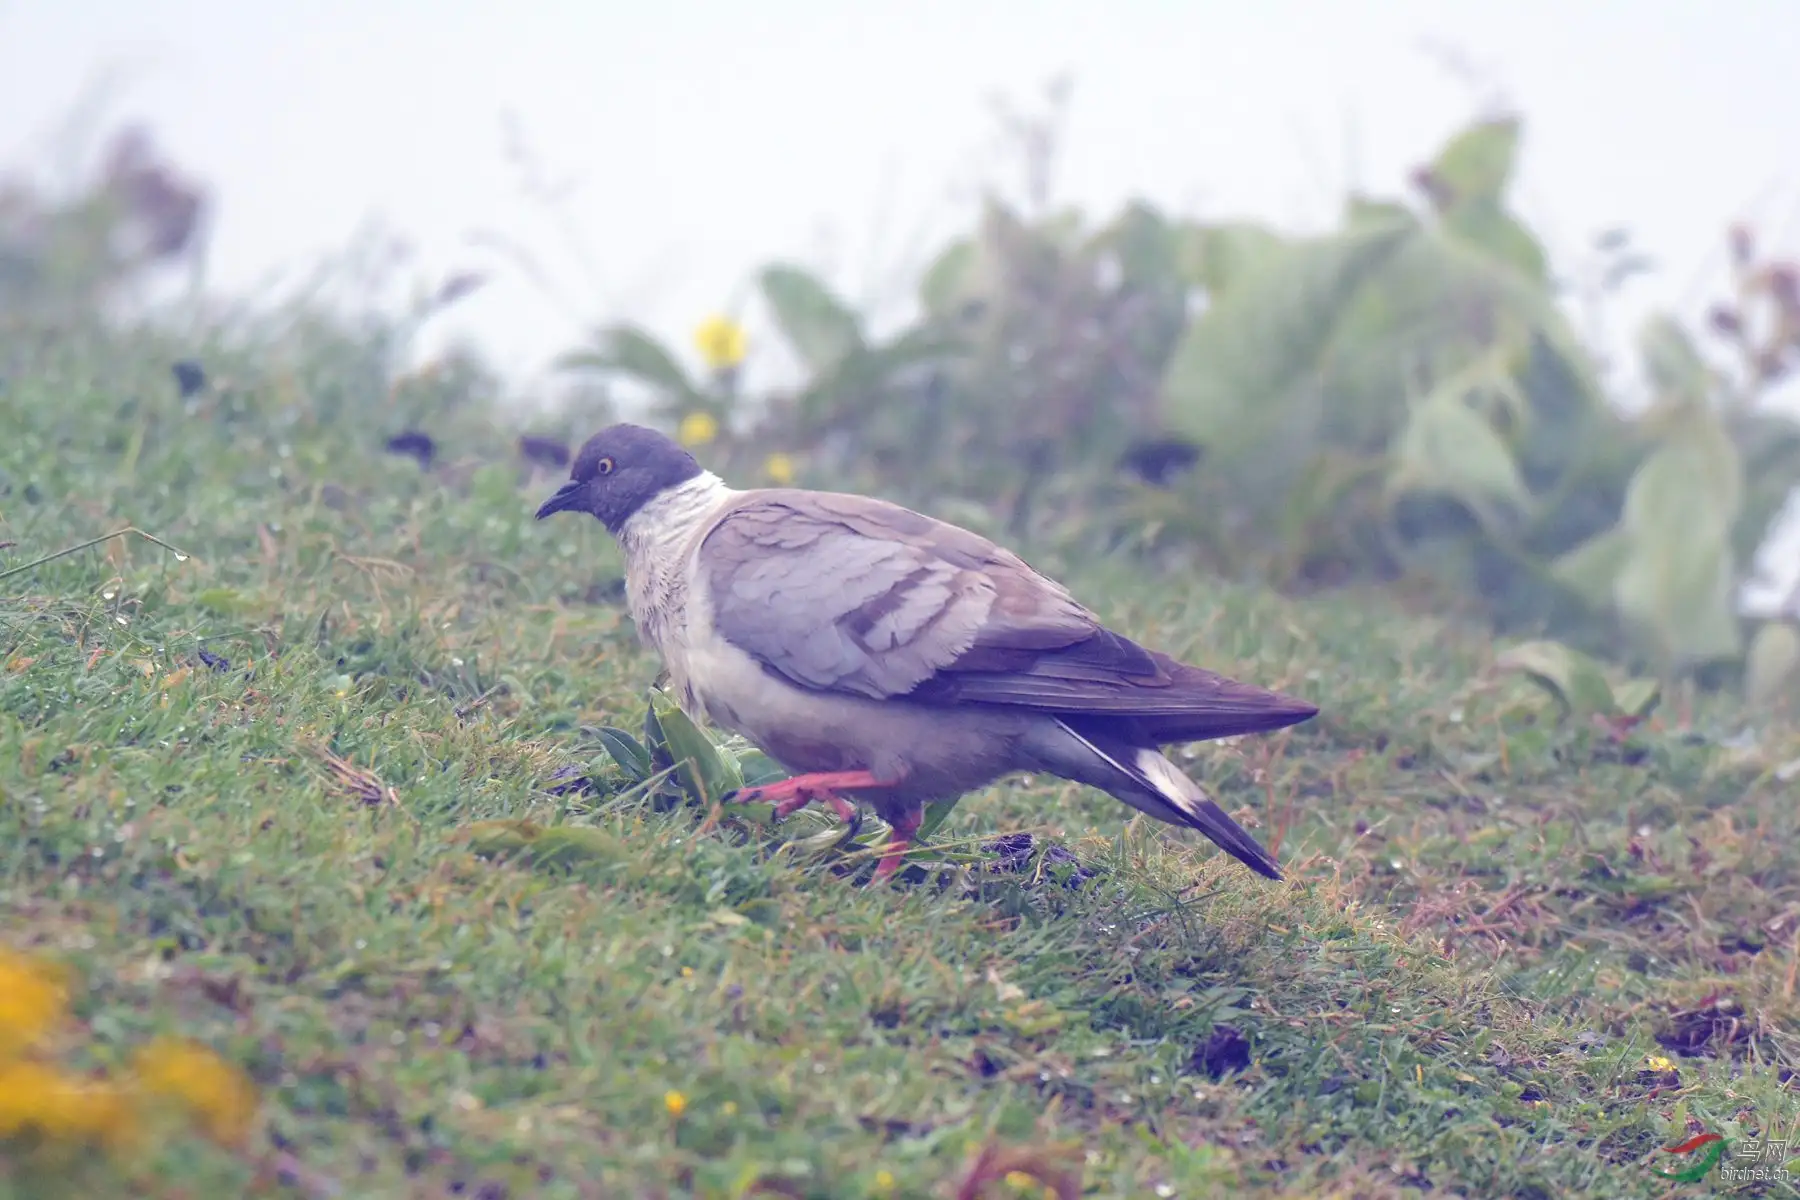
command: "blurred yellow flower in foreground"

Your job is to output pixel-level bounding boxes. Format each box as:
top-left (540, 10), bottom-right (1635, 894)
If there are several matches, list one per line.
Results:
top-left (131, 1038), bottom-right (259, 1148)
top-left (0, 946), bottom-right (70, 1059)
top-left (663, 1090), bottom-right (688, 1119)
top-left (678, 411), bottom-right (720, 449)
top-left (693, 314), bottom-right (747, 371)
top-left (763, 453), bottom-right (796, 485)
top-left (0, 948), bottom-right (261, 1166)
top-left (0, 1058), bottom-right (138, 1149)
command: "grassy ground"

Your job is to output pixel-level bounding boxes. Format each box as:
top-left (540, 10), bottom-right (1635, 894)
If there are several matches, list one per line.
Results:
top-left (4, 325), bottom-right (1800, 1199)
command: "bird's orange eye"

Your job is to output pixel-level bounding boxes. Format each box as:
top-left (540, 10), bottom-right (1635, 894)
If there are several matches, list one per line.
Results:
top-left (597, 457), bottom-right (615, 476)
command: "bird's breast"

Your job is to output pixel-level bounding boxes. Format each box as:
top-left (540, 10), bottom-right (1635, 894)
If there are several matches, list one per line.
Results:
top-left (623, 545), bottom-right (693, 675)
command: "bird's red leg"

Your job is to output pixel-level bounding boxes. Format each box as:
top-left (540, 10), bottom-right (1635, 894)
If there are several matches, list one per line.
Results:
top-left (730, 770), bottom-right (883, 822)
top-left (871, 807), bottom-right (923, 882)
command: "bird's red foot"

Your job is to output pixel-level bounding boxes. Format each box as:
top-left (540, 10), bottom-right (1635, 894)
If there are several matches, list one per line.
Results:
top-left (871, 808), bottom-right (923, 883)
top-left (728, 770), bottom-right (883, 822)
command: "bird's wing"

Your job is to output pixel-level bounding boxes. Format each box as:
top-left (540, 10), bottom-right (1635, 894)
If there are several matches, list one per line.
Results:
top-left (698, 491), bottom-right (1314, 736)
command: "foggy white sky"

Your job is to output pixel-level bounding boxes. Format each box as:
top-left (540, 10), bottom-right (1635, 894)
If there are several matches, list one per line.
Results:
top-left (2, 0), bottom-right (1797, 404)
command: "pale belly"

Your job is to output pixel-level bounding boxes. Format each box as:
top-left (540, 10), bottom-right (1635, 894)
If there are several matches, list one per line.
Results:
top-left (680, 633), bottom-right (1033, 806)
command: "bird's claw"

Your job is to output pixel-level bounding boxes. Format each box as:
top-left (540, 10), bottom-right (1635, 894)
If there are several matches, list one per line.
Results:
top-left (725, 772), bottom-right (874, 824)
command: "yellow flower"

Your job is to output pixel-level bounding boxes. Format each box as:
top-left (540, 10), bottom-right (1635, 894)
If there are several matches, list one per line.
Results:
top-left (0, 947), bottom-right (70, 1060)
top-left (680, 966), bottom-right (694, 978)
top-left (693, 314), bottom-right (748, 371)
top-left (130, 1038), bottom-right (258, 1148)
top-left (663, 1090), bottom-right (687, 1119)
top-left (763, 452), bottom-right (797, 485)
top-left (721, 1100), bottom-right (738, 1116)
top-left (1005, 1171), bottom-right (1038, 1190)
top-left (873, 1168), bottom-right (896, 1193)
top-left (677, 411), bottom-right (719, 449)
top-left (0, 1059), bottom-right (138, 1149)
top-left (1645, 1054), bottom-right (1676, 1073)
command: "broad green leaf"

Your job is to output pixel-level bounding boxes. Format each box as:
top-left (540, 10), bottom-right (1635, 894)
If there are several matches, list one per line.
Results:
top-left (556, 323), bottom-right (702, 403)
top-left (1550, 527), bottom-right (1632, 609)
top-left (1745, 621), bottom-right (1800, 707)
top-left (649, 688), bottom-right (743, 803)
top-left (1174, 219), bottom-right (1292, 294)
top-left (1612, 678), bottom-right (1663, 719)
top-left (1440, 201), bottom-right (1549, 283)
top-left (734, 750), bottom-right (788, 788)
top-left (1387, 374), bottom-right (1532, 529)
top-left (1344, 195), bottom-right (1414, 231)
top-left (462, 820), bottom-right (624, 869)
top-left (1638, 314), bottom-right (1715, 412)
top-left (594, 726), bottom-right (653, 783)
top-left (1160, 217), bottom-right (1416, 456)
top-left (758, 264), bottom-right (863, 374)
top-left (1613, 408), bottom-right (1744, 666)
top-left (1428, 117), bottom-right (1521, 208)
top-left (1495, 639), bottom-right (1622, 717)
top-left (1324, 227), bottom-right (1599, 434)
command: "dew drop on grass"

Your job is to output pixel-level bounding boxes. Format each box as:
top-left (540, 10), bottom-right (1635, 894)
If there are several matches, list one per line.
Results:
top-left (102, 590), bottom-right (116, 600)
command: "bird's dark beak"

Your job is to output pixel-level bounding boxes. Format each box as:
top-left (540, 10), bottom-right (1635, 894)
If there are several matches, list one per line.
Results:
top-left (535, 480), bottom-right (584, 520)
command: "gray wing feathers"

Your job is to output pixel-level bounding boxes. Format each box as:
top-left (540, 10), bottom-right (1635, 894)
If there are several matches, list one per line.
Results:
top-left (699, 491), bottom-right (1316, 741)
top-left (701, 492), bottom-right (1095, 700)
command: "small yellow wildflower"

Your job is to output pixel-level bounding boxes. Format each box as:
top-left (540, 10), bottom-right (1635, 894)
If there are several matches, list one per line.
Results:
top-left (763, 452), bottom-right (797, 485)
top-left (0, 1058), bottom-right (138, 1149)
top-left (677, 411), bottom-right (719, 449)
top-left (130, 1038), bottom-right (259, 1148)
top-left (721, 1100), bottom-right (738, 1116)
top-left (664, 1090), bottom-right (687, 1119)
top-left (1645, 1054), bottom-right (1676, 1073)
top-left (873, 1168), bottom-right (896, 1193)
top-left (680, 966), bottom-right (695, 978)
top-left (1006, 1171), bottom-right (1037, 1190)
top-left (0, 947), bottom-right (70, 1059)
top-left (693, 314), bottom-right (748, 371)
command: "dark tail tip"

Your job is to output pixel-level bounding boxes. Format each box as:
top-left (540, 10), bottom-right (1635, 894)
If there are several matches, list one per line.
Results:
top-left (1191, 798), bottom-right (1283, 880)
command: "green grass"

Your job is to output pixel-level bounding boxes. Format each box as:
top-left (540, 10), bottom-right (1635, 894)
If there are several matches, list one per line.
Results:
top-left (3, 325), bottom-right (1800, 1198)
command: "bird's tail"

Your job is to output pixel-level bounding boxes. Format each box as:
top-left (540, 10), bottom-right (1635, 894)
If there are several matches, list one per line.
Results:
top-left (1033, 717), bottom-right (1283, 880)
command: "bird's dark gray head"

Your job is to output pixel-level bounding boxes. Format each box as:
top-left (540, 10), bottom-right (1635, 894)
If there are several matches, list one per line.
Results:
top-left (534, 423), bottom-right (704, 533)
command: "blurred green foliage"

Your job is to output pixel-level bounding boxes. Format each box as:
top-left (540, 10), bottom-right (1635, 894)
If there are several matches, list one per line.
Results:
top-left (561, 113), bottom-right (1800, 703)
top-left (8, 108), bottom-right (1800, 705)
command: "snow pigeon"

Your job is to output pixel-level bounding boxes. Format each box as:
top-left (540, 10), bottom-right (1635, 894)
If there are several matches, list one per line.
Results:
top-left (536, 424), bottom-right (1318, 882)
